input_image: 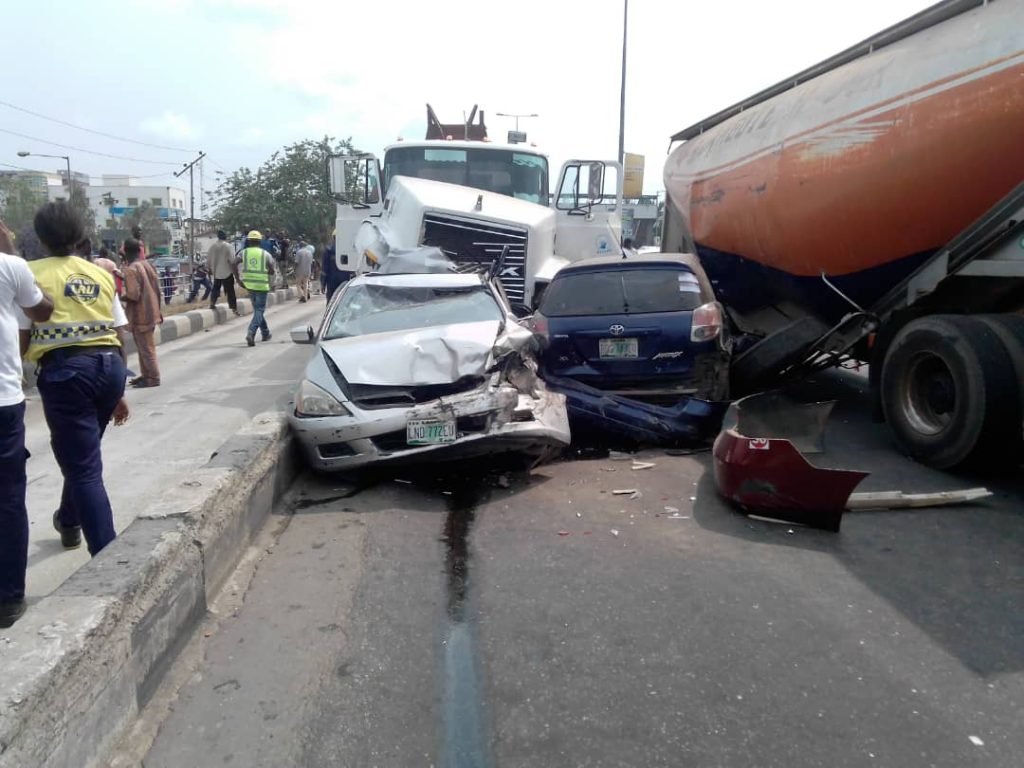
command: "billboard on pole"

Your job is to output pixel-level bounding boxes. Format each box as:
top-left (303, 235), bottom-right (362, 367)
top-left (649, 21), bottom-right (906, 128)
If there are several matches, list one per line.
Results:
top-left (623, 153), bottom-right (645, 198)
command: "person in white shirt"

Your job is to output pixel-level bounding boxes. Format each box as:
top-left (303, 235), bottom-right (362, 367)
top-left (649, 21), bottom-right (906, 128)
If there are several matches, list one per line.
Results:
top-left (0, 219), bottom-right (54, 628)
top-left (294, 241), bottom-right (314, 303)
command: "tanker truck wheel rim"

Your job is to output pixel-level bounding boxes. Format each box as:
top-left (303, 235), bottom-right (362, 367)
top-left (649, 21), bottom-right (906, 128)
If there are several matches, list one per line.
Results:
top-left (901, 351), bottom-right (956, 437)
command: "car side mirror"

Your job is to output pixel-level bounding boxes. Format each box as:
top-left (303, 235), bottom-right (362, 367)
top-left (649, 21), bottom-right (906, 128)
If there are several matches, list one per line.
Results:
top-left (290, 324), bottom-right (315, 344)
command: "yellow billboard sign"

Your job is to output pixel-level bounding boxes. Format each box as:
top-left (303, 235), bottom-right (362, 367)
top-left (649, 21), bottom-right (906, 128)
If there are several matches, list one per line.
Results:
top-left (623, 153), bottom-right (645, 199)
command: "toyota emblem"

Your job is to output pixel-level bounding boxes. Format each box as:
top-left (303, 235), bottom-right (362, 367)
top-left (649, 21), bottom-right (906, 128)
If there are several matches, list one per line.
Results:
top-left (609, 324), bottom-right (625, 336)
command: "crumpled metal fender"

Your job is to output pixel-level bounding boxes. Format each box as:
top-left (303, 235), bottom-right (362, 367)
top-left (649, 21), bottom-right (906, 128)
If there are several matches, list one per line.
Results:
top-left (712, 392), bottom-right (869, 531)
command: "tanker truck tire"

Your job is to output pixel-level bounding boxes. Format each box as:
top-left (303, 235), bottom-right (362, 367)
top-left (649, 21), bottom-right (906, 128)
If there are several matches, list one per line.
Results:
top-left (731, 316), bottom-right (829, 394)
top-left (975, 314), bottom-right (1024, 445)
top-left (880, 315), bottom-right (1020, 469)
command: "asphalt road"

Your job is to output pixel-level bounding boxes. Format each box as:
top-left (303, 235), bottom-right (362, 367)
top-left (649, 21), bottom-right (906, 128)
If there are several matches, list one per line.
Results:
top-left (127, 370), bottom-right (1024, 768)
top-left (23, 295), bottom-right (325, 598)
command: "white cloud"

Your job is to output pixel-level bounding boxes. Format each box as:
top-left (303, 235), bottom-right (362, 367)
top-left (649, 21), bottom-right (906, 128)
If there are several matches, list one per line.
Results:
top-left (140, 111), bottom-right (202, 141)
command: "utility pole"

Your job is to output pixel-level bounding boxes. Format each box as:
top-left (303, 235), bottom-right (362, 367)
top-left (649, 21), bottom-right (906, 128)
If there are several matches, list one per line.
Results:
top-left (618, 0), bottom-right (628, 166)
top-left (175, 151), bottom-right (206, 262)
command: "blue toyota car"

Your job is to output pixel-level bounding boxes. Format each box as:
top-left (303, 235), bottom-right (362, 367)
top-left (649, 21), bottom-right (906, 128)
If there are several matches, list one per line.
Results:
top-left (532, 254), bottom-right (731, 403)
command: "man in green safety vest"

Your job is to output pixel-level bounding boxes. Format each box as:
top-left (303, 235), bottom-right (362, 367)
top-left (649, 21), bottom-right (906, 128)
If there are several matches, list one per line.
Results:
top-left (236, 230), bottom-right (276, 347)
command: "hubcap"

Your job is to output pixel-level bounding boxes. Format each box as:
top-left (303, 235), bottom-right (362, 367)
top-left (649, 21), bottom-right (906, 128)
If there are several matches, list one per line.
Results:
top-left (901, 352), bottom-right (956, 436)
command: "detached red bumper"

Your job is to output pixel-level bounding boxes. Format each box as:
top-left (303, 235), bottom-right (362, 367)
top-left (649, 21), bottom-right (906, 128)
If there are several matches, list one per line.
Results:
top-left (711, 394), bottom-right (868, 531)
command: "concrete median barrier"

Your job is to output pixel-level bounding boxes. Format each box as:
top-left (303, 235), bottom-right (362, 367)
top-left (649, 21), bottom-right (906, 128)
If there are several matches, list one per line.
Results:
top-left (0, 411), bottom-right (300, 768)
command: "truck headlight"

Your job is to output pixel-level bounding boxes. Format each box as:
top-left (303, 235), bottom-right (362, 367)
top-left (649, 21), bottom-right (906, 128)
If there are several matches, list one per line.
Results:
top-left (295, 379), bottom-right (352, 418)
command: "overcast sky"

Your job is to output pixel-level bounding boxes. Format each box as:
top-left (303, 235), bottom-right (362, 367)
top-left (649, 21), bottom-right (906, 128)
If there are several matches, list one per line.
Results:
top-left (1, 0), bottom-right (936, 202)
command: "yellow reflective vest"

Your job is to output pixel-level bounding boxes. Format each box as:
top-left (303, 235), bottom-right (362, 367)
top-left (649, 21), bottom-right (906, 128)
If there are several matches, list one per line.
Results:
top-left (240, 247), bottom-right (271, 292)
top-left (25, 256), bottom-right (120, 364)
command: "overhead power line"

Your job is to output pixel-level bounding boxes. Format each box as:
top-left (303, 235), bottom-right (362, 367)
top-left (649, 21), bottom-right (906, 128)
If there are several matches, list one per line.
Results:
top-left (0, 127), bottom-right (184, 165)
top-left (0, 99), bottom-right (198, 153)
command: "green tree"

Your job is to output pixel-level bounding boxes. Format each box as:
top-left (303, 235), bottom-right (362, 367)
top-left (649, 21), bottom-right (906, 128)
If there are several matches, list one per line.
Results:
top-left (68, 180), bottom-right (96, 245)
top-left (120, 202), bottom-right (172, 252)
top-left (208, 136), bottom-right (356, 248)
top-left (0, 176), bottom-right (47, 258)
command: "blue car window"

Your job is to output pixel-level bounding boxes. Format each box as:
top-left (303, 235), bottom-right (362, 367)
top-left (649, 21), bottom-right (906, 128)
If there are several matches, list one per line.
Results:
top-left (541, 268), bottom-right (704, 317)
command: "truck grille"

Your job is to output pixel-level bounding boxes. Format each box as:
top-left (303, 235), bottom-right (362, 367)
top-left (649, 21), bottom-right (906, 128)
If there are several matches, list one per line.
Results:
top-left (421, 213), bottom-right (528, 304)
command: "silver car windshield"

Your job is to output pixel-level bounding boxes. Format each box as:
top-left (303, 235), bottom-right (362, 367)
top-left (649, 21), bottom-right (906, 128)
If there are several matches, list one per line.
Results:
top-left (324, 283), bottom-right (504, 339)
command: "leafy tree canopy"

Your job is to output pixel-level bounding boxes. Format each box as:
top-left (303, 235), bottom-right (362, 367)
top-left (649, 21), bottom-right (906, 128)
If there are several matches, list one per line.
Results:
top-left (0, 176), bottom-right (94, 258)
top-left (209, 136), bottom-right (356, 248)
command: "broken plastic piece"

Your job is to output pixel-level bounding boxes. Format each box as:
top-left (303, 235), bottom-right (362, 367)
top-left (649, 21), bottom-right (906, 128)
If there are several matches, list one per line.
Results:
top-left (612, 489), bottom-right (637, 495)
top-left (845, 488), bottom-right (992, 510)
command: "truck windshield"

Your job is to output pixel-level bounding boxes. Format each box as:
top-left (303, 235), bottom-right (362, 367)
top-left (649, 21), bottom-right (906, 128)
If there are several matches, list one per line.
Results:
top-left (382, 146), bottom-right (549, 204)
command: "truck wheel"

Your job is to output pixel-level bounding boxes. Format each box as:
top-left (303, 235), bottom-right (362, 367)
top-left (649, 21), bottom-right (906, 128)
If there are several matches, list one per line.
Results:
top-left (731, 316), bottom-right (829, 394)
top-left (880, 315), bottom-right (1020, 469)
top-left (975, 314), bottom-right (1024, 445)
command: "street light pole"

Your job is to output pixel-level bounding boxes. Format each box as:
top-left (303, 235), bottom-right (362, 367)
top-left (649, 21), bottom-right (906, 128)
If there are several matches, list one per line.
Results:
top-left (16, 150), bottom-right (73, 200)
top-left (618, 0), bottom-right (628, 166)
top-left (496, 112), bottom-right (539, 133)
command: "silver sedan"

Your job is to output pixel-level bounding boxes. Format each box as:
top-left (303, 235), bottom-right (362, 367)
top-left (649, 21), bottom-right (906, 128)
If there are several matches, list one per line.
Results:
top-left (287, 270), bottom-right (570, 472)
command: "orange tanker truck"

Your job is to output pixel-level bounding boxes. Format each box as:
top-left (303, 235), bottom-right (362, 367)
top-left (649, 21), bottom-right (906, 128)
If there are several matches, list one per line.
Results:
top-left (662, 0), bottom-right (1024, 469)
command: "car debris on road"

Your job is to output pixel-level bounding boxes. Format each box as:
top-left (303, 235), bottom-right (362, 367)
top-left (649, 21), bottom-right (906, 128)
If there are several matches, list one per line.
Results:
top-left (712, 392), bottom-right (994, 531)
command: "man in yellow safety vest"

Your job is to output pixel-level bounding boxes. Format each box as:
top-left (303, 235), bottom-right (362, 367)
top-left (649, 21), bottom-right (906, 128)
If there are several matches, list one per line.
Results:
top-left (236, 230), bottom-right (275, 347)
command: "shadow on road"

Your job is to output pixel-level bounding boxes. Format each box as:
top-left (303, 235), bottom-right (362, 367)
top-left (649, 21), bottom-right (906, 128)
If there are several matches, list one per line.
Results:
top-left (692, 370), bottom-right (1024, 679)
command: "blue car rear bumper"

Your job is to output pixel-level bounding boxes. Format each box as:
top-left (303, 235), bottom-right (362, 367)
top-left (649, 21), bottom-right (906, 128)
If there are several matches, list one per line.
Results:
top-left (542, 374), bottom-right (728, 445)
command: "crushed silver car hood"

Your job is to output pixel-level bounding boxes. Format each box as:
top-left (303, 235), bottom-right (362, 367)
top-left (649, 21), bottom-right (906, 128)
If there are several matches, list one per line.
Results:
top-left (322, 321), bottom-right (502, 386)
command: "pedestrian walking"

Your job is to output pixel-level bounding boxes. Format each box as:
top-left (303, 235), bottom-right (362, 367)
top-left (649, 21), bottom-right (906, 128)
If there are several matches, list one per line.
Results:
top-left (187, 262), bottom-right (212, 303)
top-left (121, 238), bottom-right (163, 388)
top-left (237, 230), bottom-right (275, 346)
top-left (159, 266), bottom-right (175, 306)
top-left (310, 254), bottom-right (321, 295)
top-left (18, 201), bottom-right (130, 578)
top-left (94, 247), bottom-right (124, 297)
top-left (294, 240), bottom-right (313, 303)
top-left (132, 225), bottom-right (147, 260)
top-left (321, 241), bottom-right (346, 303)
top-left (207, 230), bottom-right (240, 315)
top-left (0, 218), bottom-right (53, 628)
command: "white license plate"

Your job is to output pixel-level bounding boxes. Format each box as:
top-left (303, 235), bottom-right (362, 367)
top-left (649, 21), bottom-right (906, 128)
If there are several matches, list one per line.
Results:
top-left (406, 418), bottom-right (457, 445)
top-left (599, 338), bottom-right (639, 359)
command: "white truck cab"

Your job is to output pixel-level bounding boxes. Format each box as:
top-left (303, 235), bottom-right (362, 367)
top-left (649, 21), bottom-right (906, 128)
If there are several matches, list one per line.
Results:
top-left (328, 138), bottom-right (622, 312)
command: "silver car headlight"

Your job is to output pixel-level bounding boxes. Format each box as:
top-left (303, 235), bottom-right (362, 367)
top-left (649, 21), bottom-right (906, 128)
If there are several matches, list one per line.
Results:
top-left (295, 379), bottom-right (352, 418)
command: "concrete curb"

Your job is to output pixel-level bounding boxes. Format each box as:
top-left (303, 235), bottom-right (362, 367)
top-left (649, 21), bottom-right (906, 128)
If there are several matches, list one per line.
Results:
top-left (0, 412), bottom-right (300, 768)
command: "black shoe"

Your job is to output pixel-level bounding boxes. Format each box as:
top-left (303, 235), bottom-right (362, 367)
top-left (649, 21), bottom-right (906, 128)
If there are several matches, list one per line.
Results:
top-left (0, 598), bottom-right (26, 629)
top-left (261, 332), bottom-right (272, 342)
top-left (246, 333), bottom-right (255, 347)
top-left (131, 380), bottom-right (160, 389)
top-left (298, 298), bottom-right (307, 303)
top-left (53, 511), bottom-right (82, 549)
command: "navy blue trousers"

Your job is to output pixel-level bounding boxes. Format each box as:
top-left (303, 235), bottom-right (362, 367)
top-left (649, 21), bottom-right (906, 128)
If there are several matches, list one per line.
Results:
top-left (0, 402), bottom-right (28, 600)
top-left (38, 350), bottom-right (126, 556)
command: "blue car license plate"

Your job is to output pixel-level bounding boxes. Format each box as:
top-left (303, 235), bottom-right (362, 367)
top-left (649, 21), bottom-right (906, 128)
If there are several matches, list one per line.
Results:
top-left (599, 338), bottom-right (639, 359)
top-left (407, 418), bottom-right (457, 445)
